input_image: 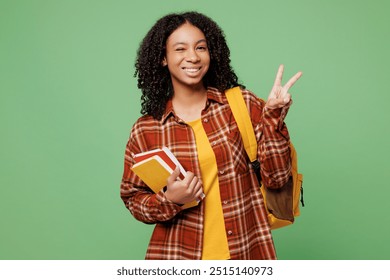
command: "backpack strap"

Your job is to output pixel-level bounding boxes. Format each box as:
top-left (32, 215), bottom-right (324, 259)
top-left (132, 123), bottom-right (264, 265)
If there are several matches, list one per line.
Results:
top-left (225, 87), bottom-right (262, 183)
top-left (225, 87), bottom-right (257, 162)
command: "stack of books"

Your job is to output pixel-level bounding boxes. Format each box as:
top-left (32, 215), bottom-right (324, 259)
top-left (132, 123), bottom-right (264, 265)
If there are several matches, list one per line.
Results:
top-left (131, 146), bottom-right (201, 209)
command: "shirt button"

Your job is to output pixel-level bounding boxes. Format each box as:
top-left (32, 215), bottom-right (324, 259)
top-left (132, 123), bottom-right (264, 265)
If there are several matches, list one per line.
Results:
top-left (211, 141), bottom-right (217, 146)
top-left (227, 230), bottom-right (233, 236)
top-left (203, 118), bottom-right (208, 123)
top-left (223, 200), bottom-right (228, 205)
top-left (219, 170), bottom-right (225, 175)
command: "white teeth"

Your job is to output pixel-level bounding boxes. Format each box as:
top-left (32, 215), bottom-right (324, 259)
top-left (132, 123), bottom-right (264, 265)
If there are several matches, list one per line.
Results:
top-left (184, 68), bottom-right (200, 73)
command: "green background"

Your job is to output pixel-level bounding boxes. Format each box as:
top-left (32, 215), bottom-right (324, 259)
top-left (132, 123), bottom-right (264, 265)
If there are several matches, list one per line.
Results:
top-left (1, 0), bottom-right (389, 260)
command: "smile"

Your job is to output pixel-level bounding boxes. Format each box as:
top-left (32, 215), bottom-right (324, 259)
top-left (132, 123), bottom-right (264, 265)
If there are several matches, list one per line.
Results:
top-left (182, 67), bottom-right (201, 73)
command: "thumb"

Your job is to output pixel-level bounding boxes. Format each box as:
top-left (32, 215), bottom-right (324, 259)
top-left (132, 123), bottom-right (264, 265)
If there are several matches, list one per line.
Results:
top-left (266, 97), bottom-right (288, 109)
top-left (167, 166), bottom-right (181, 184)
top-left (265, 99), bottom-right (280, 109)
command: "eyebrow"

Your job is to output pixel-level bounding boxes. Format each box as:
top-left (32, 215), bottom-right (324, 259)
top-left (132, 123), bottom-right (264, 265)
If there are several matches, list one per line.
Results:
top-left (172, 39), bottom-right (207, 46)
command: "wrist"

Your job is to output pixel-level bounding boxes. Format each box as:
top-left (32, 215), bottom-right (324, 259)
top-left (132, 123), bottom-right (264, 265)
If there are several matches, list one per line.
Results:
top-left (164, 189), bottom-right (183, 206)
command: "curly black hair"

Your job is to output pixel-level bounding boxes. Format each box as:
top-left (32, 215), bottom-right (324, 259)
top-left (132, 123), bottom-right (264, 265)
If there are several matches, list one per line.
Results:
top-left (134, 11), bottom-right (241, 120)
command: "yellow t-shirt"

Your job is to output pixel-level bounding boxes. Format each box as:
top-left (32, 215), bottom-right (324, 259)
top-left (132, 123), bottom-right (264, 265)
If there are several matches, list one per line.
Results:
top-left (187, 119), bottom-right (230, 260)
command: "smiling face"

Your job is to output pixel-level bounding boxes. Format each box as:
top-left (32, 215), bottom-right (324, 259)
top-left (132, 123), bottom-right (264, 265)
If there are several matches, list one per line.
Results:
top-left (163, 22), bottom-right (210, 92)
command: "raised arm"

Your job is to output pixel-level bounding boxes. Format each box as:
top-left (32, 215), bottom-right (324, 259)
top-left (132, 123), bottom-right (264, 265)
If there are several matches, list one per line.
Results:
top-left (258, 65), bottom-right (302, 188)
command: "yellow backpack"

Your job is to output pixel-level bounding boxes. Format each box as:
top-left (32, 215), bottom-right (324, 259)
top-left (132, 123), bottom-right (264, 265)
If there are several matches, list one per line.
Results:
top-left (225, 87), bottom-right (304, 230)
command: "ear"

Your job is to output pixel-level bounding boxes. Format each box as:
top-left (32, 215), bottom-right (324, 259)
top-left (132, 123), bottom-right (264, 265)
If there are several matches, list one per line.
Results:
top-left (162, 57), bottom-right (167, 66)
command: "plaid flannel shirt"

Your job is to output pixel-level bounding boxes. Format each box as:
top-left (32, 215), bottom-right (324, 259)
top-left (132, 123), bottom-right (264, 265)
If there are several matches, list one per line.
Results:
top-left (120, 87), bottom-right (292, 259)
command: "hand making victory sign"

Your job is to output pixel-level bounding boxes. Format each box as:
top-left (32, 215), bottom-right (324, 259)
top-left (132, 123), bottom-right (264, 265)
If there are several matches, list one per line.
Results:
top-left (265, 64), bottom-right (302, 109)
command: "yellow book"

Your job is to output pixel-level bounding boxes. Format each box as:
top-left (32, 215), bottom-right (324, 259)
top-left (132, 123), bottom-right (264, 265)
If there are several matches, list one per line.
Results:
top-left (131, 155), bottom-right (173, 193)
top-left (131, 150), bottom-right (201, 209)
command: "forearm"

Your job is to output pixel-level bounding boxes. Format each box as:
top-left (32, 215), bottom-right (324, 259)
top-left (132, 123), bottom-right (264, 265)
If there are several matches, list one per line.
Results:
top-left (120, 182), bottom-right (182, 223)
top-left (258, 104), bottom-right (292, 189)
top-left (120, 136), bottom-right (182, 223)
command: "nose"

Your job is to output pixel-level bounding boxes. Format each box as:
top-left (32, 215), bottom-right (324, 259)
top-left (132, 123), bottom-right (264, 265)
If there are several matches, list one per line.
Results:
top-left (186, 49), bottom-right (200, 63)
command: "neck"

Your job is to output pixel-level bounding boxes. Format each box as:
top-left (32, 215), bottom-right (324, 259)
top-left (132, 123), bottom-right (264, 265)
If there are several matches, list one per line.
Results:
top-left (172, 85), bottom-right (208, 122)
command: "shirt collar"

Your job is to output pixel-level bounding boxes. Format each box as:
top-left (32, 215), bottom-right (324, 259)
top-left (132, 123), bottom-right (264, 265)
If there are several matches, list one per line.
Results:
top-left (161, 87), bottom-right (225, 124)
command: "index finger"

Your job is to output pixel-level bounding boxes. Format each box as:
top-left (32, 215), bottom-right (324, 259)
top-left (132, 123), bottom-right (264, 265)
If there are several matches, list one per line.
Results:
top-left (283, 71), bottom-right (302, 92)
top-left (273, 64), bottom-right (284, 88)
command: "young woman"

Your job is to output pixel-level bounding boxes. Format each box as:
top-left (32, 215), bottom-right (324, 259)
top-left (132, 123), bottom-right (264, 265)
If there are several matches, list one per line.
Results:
top-left (120, 11), bottom-right (302, 260)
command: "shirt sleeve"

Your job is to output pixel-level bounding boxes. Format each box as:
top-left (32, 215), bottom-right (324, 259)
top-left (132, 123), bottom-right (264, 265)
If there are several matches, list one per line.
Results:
top-left (120, 124), bottom-right (182, 224)
top-left (246, 90), bottom-right (292, 189)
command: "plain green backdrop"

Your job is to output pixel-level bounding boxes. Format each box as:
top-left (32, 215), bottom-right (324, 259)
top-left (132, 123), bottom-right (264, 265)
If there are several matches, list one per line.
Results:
top-left (1, 0), bottom-right (389, 260)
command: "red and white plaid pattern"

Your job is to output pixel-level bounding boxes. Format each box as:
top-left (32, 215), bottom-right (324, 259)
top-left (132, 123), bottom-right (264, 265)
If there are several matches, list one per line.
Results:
top-left (120, 87), bottom-right (292, 259)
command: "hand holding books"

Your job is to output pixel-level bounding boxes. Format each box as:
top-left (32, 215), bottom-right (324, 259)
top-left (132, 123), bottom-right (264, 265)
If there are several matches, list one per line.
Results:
top-left (165, 167), bottom-right (204, 207)
top-left (131, 146), bottom-right (205, 209)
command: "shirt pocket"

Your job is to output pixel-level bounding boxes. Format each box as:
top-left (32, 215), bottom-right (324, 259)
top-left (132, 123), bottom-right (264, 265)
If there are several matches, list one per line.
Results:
top-left (225, 122), bottom-right (250, 174)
